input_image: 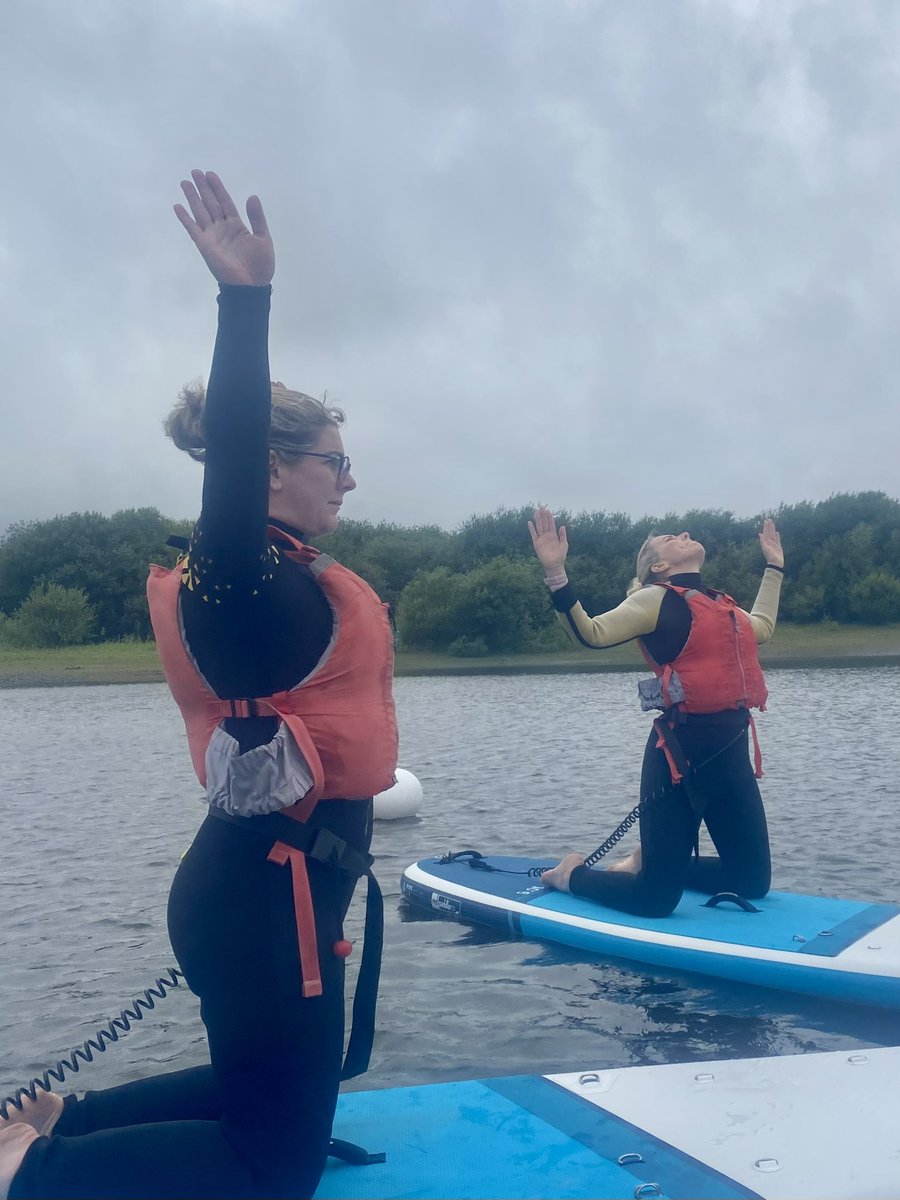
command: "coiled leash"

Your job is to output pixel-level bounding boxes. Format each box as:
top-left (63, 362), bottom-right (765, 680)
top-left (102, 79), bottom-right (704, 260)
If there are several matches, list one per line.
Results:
top-left (1, 808), bottom-right (387, 1166)
top-left (0, 969), bottom-right (384, 1168)
top-left (0, 971), bottom-right (383, 1164)
top-left (1, 970), bottom-right (185, 1120)
top-left (439, 719), bottom-right (750, 879)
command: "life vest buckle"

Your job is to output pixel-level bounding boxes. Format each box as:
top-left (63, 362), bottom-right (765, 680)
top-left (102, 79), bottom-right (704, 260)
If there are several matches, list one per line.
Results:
top-left (308, 827), bottom-right (375, 875)
top-left (308, 827), bottom-right (349, 868)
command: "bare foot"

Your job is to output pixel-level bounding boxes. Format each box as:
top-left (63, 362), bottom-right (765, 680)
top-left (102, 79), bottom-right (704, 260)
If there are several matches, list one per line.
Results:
top-left (0, 1123), bottom-right (39, 1197)
top-left (607, 846), bottom-right (642, 875)
top-left (0, 1090), bottom-right (63, 1138)
top-left (540, 853), bottom-right (585, 893)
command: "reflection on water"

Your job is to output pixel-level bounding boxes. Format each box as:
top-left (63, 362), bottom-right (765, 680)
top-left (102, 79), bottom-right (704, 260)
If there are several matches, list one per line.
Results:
top-left (1, 666), bottom-right (898, 1102)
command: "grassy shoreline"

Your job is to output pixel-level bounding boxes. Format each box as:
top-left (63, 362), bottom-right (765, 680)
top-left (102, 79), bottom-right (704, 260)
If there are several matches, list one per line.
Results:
top-left (1, 623), bottom-right (899, 688)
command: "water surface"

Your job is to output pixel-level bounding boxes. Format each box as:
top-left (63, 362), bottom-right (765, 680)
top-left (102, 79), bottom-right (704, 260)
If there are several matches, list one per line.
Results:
top-left (1, 667), bottom-right (898, 1103)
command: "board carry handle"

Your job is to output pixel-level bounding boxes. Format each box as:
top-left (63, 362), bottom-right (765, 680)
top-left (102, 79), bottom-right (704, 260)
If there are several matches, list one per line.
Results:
top-left (702, 892), bottom-right (761, 913)
top-left (435, 849), bottom-right (497, 871)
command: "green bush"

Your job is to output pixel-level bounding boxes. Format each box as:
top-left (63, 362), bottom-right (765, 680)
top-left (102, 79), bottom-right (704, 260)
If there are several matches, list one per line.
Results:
top-left (5, 583), bottom-right (96, 647)
top-left (398, 557), bottom-right (550, 653)
top-left (848, 571), bottom-right (900, 624)
top-left (447, 634), bottom-right (490, 657)
top-left (0, 508), bottom-right (189, 640)
top-left (782, 583), bottom-right (826, 623)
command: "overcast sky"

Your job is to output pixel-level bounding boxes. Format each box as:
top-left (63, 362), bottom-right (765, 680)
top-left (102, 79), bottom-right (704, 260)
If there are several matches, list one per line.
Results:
top-left (2, 0), bottom-right (899, 536)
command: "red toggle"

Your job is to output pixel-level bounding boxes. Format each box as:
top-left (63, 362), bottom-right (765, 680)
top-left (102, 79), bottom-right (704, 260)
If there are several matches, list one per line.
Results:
top-left (267, 841), bottom-right (323, 998)
top-left (332, 940), bottom-right (353, 959)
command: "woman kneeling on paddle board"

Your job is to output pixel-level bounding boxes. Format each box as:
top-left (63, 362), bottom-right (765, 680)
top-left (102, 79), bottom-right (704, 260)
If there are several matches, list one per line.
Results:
top-left (530, 509), bottom-right (783, 918)
top-left (0, 172), bottom-right (396, 1200)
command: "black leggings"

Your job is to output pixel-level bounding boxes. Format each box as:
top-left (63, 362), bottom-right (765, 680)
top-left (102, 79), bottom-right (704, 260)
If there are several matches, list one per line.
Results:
top-left (569, 722), bottom-right (771, 918)
top-left (10, 800), bottom-right (372, 1200)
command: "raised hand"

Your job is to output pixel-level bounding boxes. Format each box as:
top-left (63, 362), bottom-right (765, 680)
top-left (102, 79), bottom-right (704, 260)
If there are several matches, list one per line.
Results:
top-left (758, 518), bottom-right (784, 569)
top-left (174, 170), bottom-right (274, 287)
top-left (528, 506), bottom-right (569, 574)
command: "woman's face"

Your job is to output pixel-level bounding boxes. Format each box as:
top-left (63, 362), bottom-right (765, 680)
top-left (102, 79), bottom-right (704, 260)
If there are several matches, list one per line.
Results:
top-left (648, 531), bottom-right (706, 578)
top-left (267, 424), bottom-right (357, 537)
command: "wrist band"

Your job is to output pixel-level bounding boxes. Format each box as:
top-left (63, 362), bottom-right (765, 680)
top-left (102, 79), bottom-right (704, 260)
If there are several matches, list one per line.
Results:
top-left (544, 572), bottom-right (568, 590)
top-left (764, 563), bottom-right (784, 574)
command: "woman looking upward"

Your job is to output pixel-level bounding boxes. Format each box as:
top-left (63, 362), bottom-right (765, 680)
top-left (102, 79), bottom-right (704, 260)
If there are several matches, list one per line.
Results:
top-left (530, 508), bottom-right (783, 919)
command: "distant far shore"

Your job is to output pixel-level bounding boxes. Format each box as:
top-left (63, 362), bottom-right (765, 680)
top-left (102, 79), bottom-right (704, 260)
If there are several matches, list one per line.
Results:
top-left (1, 623), bottom-right (899, 689)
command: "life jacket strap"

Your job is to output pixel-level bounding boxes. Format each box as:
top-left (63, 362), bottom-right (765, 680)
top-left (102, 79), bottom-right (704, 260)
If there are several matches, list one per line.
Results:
top-left (340, 868), bottom-right (383, 1081)
top-left (205, 804), bottom-right (381, 1078)
top-left (207, 805), bottom-right (375, 876)
top-left (213, 698), bottom-right (280, 720)
top-left (267, 843), bottom-right (323, 998)
top-left (657, 715), bottom-right (691, 782)
top-left (748, 713), bottom-right (764, 778)
top-left (652, 717), bottom-right (705, 827)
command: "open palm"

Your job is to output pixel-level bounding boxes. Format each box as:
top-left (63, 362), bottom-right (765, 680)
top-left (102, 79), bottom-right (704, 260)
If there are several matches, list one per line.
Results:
top-left (174, 170), bottom-right (274, 287)
top-left (758, 518), bottom-right (784, 568)
top-left (528, 506), bottom-right (569, 572)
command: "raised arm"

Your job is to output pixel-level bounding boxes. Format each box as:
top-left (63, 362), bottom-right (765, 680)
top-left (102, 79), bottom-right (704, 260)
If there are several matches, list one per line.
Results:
top-left (175, 171), bottom-right (276, 584)
top-left (748, 518), bottom-right (785, 643)
top-left (529, 506), bottom-right (662, 649)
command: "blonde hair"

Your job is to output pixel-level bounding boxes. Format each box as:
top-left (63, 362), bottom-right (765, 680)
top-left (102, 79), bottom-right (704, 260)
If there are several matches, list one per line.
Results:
top-left (165, 380), bottom-right (344, 463)
top-left (626, 533), bottom-right (662, 597)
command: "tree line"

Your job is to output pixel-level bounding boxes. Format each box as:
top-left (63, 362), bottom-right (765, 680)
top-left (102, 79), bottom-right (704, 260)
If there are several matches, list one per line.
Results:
top-left (1, 492), bottom-right (899, 651)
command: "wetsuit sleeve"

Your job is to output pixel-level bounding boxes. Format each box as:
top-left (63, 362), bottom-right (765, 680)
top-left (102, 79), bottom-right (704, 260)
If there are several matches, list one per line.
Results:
top-left (179, 283), bottom-right (334, 714)
top-left (745, 566), bottom-right (783, 644)
top-left (551, 585), bottom-right (665, 649)
top-left (191, 285), bottom-right (273, 585)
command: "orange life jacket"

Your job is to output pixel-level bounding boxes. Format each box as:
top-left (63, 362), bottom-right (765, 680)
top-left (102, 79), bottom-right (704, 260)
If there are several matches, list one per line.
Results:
top-left (638, 584), bottom-right (768, 715)
top-left (147, 526), bottom-right (398, 825)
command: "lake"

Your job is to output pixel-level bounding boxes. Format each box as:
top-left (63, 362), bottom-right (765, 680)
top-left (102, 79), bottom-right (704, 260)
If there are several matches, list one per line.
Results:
top-left (2, 666), bottom-right (899, 1106)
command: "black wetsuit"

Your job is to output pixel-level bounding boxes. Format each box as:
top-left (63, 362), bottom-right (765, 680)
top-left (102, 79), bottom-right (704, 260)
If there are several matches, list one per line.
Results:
top-left (560, 575), bottom-right (773, 919)
top-left (12, 287), bottom-right (371, 1200)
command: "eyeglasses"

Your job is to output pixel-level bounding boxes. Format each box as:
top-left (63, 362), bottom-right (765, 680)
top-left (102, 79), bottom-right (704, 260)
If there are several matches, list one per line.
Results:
top-left (294, 451), bottom-right (352, 481)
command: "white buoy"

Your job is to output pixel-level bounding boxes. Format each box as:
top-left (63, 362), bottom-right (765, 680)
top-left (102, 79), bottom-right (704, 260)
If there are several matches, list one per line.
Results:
top-left (373, 768), bottom-right (423, 820)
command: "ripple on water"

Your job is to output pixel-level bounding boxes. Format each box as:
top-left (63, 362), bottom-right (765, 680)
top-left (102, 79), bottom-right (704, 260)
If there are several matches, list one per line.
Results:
top-left (1, 669), bottom-right (899, 1102)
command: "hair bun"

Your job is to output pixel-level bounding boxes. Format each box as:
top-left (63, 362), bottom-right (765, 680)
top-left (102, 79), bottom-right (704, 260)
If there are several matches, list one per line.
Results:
top-left (164, 380), bottom-right (207, 462)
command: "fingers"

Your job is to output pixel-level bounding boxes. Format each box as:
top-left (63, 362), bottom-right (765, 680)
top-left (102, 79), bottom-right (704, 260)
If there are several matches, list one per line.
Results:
top-left (178, 170), bottom-right (252, 233)
top-left (245, 194), bottom-right (270, 239)
top-left (532, 505), bottom-right (557, 536)
top-left (173, 203), bottom-right (202, 243)
top-left (179, 178), bottom-right (212, 231)
top-left (205, 171), bottom-right (241, 220)
top-left (191, 169), bottom-right (225, 223)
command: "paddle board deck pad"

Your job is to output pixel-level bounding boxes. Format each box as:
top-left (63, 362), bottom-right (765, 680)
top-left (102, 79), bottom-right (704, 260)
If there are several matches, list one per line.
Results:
top-left (318, 1046), bottom-right (900, 1199)
top-left (401, 855), bottom-right (900, 1008)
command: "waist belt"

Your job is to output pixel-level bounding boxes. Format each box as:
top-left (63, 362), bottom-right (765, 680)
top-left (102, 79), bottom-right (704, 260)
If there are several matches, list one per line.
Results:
top-left (207, 804), bottom-right (383, 1081)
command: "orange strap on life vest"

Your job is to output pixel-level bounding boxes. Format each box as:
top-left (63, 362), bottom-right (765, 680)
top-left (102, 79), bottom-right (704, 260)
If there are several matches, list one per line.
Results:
top-left (653, 720), bottom-right (685, 783)
top-left (267, 842), bottom-right (323, 998)
top-left (748, 714), bottom-right (764, 778)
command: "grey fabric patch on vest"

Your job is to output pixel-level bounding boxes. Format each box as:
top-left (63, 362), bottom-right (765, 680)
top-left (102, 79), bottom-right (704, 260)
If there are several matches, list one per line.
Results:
top-left (638, 671), bottom-right (686, 712)
top-left (308, 553), bottom-right (336, 576)
top-left (205, 722), bottom-right (316, 816)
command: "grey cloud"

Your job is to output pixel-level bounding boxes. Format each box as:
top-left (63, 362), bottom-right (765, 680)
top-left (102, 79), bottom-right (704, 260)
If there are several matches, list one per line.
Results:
top-left (2, 0), bottom-right (899, 534)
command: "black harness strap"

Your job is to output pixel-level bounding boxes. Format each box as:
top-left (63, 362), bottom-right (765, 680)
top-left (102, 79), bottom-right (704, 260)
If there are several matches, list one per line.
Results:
top-left (651, 717), bottom-right (705, 821)
top-left (340, 868), bottom-right (383, 1080)
top-left (207, 805), bottom-right (381, 1080)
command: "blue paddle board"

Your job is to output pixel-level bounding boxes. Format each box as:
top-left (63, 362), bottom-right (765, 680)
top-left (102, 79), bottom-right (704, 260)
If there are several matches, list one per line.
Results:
top-left (318, 1046), bottom-right (900, 1198)
top-left (401, 854), bottom-right (900, 1008)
